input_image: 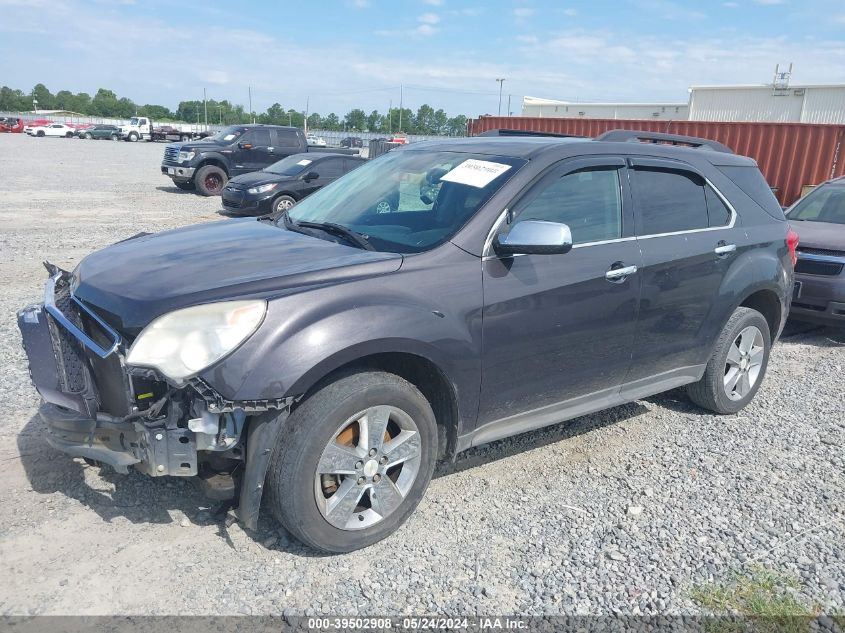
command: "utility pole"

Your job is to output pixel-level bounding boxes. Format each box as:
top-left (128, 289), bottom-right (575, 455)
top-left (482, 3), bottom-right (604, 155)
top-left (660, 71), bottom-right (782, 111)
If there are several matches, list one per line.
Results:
top-left (219, 106), bottom-right (222, 125)
top-left (248, 86), bottom-right (254, 123)
top-left (203, 88), bottom-right (208, 131)
top-left (496, 78), bottom-right (505, 116)
top-left (507, 94), bottom-right (512, 116)
top-left (398, 85), bottom-right (403, 132)
top-left (388, 99), bottom-right (392, 134)
top-left (304, 96), bottom-right (309, 134)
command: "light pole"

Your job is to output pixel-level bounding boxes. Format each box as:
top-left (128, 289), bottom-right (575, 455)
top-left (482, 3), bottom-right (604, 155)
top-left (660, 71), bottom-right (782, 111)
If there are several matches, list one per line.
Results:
top-left (496, 78), bottom-right (505, 116)
top-left (32, 98), bottom-right (38, 113)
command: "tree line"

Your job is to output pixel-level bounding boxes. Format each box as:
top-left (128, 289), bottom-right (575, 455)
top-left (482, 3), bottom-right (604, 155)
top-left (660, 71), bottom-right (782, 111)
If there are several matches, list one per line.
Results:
top-left (0, 84), bottom-right (469, 136)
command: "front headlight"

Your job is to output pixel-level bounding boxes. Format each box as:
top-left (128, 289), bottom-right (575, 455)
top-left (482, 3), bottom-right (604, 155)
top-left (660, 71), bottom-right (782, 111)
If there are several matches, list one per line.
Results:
top-left (126, 300), bottom-right (266, 382)
top-left (247, 183), bottom-right (277, 194)
top-left (178, 150), bottom-right (196, 162)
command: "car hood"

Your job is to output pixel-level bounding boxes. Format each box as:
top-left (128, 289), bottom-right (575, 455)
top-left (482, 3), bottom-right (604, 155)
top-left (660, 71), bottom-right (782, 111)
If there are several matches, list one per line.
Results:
top-left (178, 139), bottom-right (224, 152)
top-left (226, 171), bottom-right (295, 189)
top-left (73, 218), bottom-right (403, 334)
top-left (790, 219), bottom-right (845, 251)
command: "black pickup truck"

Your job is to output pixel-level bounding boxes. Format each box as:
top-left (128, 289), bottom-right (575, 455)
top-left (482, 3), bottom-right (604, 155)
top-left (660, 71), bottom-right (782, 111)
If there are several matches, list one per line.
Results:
top-left (161, 124), bottom-right (352, 196)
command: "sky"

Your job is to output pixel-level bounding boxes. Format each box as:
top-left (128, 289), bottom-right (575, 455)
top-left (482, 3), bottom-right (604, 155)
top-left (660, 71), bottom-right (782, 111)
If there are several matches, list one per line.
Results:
top-left (1, 0), bottom-right (844, 118)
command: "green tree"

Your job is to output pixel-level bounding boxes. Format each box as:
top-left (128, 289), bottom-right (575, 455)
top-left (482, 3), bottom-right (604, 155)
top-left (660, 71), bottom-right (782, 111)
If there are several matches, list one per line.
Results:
top-left (306, 112), bottom-right (322, 129)
top-left (138, 104), bottom-right (173, 120)
top-left (323, 113), bottom-right (341, 131)
top-left (446, 114), bottom-right (467, 136)
top-left (31, 83), bottom-right (54, 110)
top-left (344, 108), bottom-right (367, 131)
top-left (414, 104), bottom-right (436, 134)
top-left (0, 86), bottom-right (29, 111)
top-left (366, 109), bottom-right (382, 132)
top-left (90, 88), bottom-right (120, 117)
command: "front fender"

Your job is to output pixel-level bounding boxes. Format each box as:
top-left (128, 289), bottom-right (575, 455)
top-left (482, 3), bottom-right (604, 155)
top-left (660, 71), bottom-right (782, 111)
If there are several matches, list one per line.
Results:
top-left (200, 272), bottom-right (483, 427)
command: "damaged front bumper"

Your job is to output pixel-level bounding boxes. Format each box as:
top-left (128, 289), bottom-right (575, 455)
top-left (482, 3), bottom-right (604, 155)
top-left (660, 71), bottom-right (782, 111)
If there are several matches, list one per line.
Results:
top-left (17, 267), bottom-right (292, 528)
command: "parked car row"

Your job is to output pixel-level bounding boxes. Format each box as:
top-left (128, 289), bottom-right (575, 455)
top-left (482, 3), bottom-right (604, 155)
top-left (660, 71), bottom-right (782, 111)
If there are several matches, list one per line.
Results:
top-left (160, 124), bottom-right (362, 196)
top-left (18, 129), bottom-right (800, 553)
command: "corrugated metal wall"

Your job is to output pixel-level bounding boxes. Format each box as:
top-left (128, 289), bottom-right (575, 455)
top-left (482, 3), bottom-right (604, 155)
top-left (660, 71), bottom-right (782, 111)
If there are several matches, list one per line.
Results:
top-left (688, 86), bottom-right (845, 124)
top-left (467, 116), bottom-right (845, 206)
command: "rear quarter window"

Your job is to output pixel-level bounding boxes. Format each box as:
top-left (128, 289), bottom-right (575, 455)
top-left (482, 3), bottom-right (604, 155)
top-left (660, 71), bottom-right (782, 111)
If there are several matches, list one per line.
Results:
top-left (716, 166), bottom-right (784, 220)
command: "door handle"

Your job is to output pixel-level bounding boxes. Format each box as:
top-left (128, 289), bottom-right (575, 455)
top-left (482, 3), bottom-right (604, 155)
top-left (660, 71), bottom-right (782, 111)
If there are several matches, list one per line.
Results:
top-left (714, 243), bottom-right (737, 256)
top-left (605, 264), bottom-right (638, 281)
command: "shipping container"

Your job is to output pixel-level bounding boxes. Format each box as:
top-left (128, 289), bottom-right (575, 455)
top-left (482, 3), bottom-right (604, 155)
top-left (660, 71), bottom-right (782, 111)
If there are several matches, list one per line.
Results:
top-left (467, 116), bottom-right (845, 206)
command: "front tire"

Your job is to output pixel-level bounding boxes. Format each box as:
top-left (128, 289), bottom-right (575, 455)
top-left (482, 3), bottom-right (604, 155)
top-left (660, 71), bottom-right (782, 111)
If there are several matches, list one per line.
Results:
top-left (84, 132), bottom-right (93, 140)
top-left (37, 130), bottom-right (45, 137)
top-left (194, 165), bottom-right (227, 196)
top-left (266, 371), bottom-right (438, 553)
top-left (180, 135), bottom-right (190, 142)
top-left (687, 307), bottom-right (771, 414)
top-left (270, 194), bottom-right (296, 218)
top-left (128, 132), bottom-right (138, 142)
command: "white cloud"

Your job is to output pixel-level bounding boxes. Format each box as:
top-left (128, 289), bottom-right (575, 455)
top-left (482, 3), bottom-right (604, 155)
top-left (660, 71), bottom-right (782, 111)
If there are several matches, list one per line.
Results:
top-left (834, 13), bottom-right (845, 23)
top-left (349, 0), bottom-right (370, 7)
top-left (513, 7), bottom-right (534, 17)
top-left (562, 8), bottom-right (577, 17)
top-left (423, 0), bottom-right (444, 4)
top-left (415, 23), bottom-right (439, 36)
top-left (722, 1), bottom-right (738, 7)
top-left (753, 0), bottom-right (786, 4)
top-left (417, 12), bottom-right (441, 24)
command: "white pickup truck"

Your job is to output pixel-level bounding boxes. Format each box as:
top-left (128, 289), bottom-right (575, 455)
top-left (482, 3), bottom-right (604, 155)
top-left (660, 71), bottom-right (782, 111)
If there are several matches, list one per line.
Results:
top-left (119, 117), bottom-right (210, 142)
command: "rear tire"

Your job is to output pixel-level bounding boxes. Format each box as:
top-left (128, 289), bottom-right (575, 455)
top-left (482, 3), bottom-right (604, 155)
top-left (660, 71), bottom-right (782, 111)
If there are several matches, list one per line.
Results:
top-left (266, 371), bottom-right (438, 553)
top-left (111, 134), bottom-right (119, 141)
top-left (194, 165), bottom-right (227, 196)
top-left (687, 307), bottom-right (771, 414)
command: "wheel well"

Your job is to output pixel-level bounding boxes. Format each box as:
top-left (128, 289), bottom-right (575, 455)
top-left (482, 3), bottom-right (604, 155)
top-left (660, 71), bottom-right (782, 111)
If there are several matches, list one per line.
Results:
top-left (740, 290), bottom-right (781, 338)
top-left (197, 159), bottom-right (228, 176)
top-left (297, 352), bottom-right (460, 460)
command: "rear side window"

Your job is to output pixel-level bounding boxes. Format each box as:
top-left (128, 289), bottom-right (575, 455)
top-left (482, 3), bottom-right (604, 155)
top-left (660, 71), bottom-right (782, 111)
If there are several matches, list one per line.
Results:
top-left (632, 168), bottom-right (708, 234)
top-left (705, 187), bottom-right (732, 226)
top-left (716, 165), bottom-right (784, 219)
top-left (249, 129), bottom-right (271, 146)
top-left (515, 167), bottom-right (622, 244)
top-left (273, 129), bottom-right (301, 148)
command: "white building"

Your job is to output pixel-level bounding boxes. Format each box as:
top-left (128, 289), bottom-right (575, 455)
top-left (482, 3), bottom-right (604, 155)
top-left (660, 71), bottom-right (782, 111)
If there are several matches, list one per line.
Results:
top-left (687, 84), bottom-right (845, 124)
top-left (521, 96), bottom-right (688, 120)
top-left (521, 82), bottom-right (845, 125)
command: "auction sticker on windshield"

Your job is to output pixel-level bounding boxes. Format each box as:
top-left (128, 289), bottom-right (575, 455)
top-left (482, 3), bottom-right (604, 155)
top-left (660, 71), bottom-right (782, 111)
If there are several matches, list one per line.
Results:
top-left (297, 159), bottom-right (313, 166)
top-left (440, 159), bottom-right (512, 188)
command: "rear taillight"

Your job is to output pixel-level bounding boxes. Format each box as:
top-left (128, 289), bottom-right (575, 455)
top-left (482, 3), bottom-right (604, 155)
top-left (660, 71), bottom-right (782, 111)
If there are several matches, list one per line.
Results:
top-left (786, 228), bottom-right (799, 268)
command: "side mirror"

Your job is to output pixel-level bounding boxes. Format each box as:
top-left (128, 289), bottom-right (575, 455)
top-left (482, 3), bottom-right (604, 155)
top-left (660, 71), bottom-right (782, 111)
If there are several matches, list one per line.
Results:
top-left (493, 220), bottom-right (573, 256)
top-left (302, 171), bottom-right (319, 182)
top-left (238, 141), bottom-right (253, 149)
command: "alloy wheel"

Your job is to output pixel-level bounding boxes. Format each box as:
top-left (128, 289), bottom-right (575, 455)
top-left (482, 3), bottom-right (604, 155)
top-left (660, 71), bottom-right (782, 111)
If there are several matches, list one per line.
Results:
top-left (314, 405), bottom-right (422, 531)
top-left (723, 325), bottom-right (765, 401)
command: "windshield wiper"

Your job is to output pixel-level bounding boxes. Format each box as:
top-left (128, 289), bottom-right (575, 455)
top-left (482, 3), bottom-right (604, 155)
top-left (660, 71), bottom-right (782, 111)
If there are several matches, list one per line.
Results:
top-left (295, 220), bottom-right (375, 251)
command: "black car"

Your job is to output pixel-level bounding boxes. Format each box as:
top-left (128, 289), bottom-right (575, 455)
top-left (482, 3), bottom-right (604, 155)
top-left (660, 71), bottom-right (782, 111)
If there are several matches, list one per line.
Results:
top-left (18, 130), bottom-right (794, 553)
top-left (785, 176), bottom-right (845, 325)
top-left (340, 136), bottom-right (364, 148)
top-left (221, 153), bottom-right (365, 217)
top-left (160, 124), bottom-right (309, 196)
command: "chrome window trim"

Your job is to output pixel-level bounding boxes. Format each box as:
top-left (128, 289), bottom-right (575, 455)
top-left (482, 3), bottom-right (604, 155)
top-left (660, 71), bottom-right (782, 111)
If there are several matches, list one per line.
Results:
top-left (482, 174), bottom-right (737, 260)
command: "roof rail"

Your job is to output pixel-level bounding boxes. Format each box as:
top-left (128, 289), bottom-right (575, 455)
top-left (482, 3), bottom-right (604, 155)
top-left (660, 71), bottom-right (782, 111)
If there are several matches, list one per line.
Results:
top-left (478, 128), bottom-right (587, 139)
top-left (595, 130), bottom-right (734, 154)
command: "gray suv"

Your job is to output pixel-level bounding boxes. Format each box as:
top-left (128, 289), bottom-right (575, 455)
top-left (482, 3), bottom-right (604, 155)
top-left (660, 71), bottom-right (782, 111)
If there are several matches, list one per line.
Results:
top-left (18, 130), bottom-right (795, 552)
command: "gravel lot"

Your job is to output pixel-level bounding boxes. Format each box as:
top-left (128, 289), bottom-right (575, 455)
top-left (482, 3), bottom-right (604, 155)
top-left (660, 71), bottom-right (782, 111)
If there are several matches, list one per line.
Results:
top-left (0, 133), bottom-right (842, 617)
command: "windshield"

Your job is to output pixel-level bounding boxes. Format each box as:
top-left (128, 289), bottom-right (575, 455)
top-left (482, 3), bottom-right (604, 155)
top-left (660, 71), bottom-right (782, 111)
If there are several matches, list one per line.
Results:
top-left (207, 125), bottom-right (245, 143)
top-left (129, 117), bottom-right (139, 126)
top-left (285, 149), bottom-right (526, 253)
top-left (788, 184), bottom-right (845, 225)
top-left (265, 155), bottom-right (313, 176)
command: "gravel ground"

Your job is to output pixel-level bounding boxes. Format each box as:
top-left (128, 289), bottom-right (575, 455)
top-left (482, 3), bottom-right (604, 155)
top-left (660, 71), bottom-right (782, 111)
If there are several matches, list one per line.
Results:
top-left (0, 133), bottom-right (842, 617)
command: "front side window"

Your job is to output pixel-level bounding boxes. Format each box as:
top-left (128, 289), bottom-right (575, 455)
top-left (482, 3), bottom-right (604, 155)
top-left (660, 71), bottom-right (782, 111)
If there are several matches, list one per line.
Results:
top-left (513, 167), bottom-right (622, 244)
top-left (788, 185), bottom-right (845, 225)
top-left (249, 129), bottom-right (271, 146)
top-left (286, 149), bottom-right (526, 254)
top-left (632, 167), bottom-right (709, 234)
